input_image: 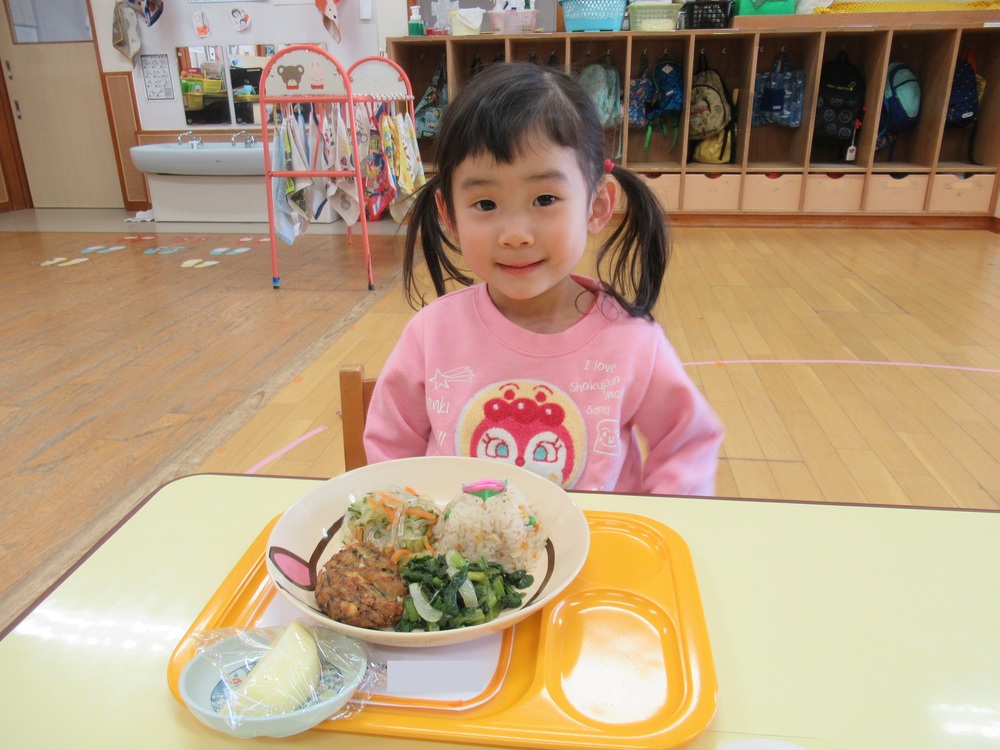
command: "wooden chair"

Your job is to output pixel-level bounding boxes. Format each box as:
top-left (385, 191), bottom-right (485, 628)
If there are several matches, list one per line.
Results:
top-left (339, 364), bottom-right (377, 471)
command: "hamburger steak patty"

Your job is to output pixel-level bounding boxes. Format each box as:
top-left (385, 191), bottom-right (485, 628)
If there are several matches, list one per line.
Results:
top-left (315, 542), bottom-right (407, 629)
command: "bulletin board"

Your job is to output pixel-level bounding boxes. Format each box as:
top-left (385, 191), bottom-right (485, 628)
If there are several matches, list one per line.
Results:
top-left (140, 54), bottom-right (175, 101)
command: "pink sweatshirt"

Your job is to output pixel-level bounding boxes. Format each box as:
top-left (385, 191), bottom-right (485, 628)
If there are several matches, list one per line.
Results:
top-left (364, 278), bottom-right (724, 495)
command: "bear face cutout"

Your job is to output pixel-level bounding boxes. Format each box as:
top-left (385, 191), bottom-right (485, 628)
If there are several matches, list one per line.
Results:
top-left (276, 64), bottom-right (305, 90)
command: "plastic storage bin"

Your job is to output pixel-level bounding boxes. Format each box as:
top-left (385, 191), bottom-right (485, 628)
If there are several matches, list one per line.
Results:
top-left (559, 0), bottom-right (627, 31)
top-left (629, 2), bottom-right (682, 30)
top-left (489, 9), bottom-right (538, 33)
top-left (682, 1), bottom-right (733, 28)
top-left (735, 0), bottom-right (794, 15)
top-left (450, 10), bottom-right (482, 35)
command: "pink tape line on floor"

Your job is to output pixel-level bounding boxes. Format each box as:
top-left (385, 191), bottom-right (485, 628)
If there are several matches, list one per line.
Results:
top-left (684, 359), bottom-right (1000, 375)
top-left (245, 426), bottom-right (328, 475)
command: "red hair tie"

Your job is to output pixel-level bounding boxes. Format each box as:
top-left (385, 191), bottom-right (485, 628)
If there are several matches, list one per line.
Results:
top-left (603, 159), bottom-right (614, 174)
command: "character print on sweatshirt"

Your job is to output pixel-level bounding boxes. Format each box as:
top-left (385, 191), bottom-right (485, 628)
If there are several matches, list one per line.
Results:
top-left (592, 418), bottom-right (622, 456)
top-left (455, 380), bottom-right (586, 488)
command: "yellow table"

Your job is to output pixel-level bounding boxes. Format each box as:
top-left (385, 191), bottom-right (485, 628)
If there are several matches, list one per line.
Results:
top-left (2, 474), bottom-right (998, 749)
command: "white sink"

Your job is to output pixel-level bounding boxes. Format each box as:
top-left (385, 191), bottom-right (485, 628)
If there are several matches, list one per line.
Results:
top-left (130, 142), bottom-right (266, 177)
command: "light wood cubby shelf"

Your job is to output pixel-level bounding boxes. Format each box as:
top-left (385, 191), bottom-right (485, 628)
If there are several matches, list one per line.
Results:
top-left (387, 13), bottom-right (1000, 229)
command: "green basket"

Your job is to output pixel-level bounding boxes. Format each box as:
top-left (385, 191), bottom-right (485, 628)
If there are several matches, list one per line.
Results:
top-left (735, 0), bottom-right (795, 15)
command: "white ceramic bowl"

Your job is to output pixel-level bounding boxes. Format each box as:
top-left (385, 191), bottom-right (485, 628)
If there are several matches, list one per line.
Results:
top-left (266, 456), bottom-right (590, 647)
top-left (179, 628), bottom-right (367, 738)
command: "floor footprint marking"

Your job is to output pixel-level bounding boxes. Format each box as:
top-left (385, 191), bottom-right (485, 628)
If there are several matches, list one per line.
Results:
top-left (58, 258), bottom-right (89, 267)
top-left (41, 257), bottom-right (67, 266)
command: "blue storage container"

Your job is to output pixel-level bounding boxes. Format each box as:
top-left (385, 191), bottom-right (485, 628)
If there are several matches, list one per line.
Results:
top-left (559, 0), bottom-right (627, 31)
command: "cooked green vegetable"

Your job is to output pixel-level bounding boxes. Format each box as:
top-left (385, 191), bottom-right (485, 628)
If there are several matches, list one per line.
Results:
top-left (394, 551), bottom-right (534, 632)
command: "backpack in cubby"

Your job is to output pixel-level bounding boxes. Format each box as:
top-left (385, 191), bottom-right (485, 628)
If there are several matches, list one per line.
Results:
top-left (643, 52), bottom-right (684, 151)
top-left (946, 48), bottom-right (980, 128)
top-left (688, 52), bottom-right (732, 141)
top-left (876, 61), bottom-right (921, 159)
top-left (580, 60), bottom-right (622, 130)
top-left (813, 50), bottom-right (865, 146)
top-left (628, 51), bottom-right (654, 130)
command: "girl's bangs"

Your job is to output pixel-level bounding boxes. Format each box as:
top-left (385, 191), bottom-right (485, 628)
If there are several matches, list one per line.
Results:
top-left (461, 83), bottom-right (583, 166)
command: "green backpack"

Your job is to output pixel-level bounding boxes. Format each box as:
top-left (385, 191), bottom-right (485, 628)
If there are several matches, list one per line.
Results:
top-left (580, 60), bottom-right (622, 130)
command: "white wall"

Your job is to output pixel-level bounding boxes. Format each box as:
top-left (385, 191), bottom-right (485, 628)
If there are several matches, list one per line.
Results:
top-left (91, 0), bottom-right (407, 130)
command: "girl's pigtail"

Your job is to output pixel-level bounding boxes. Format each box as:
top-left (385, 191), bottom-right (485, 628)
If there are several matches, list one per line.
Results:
top-left (403, 175), bottom-right (473, 308)
top-left (596, 166), bottom-right (670, 318)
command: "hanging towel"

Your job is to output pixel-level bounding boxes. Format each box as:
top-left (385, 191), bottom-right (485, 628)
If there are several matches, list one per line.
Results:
top-left (271, 124), bottom-right (300, 246)
top-left (286, 114), bottom-right (318, 229)
top-left (315, 0), bottom-right (342, 44)
top-left (112, 1), bottom-right (141, 62)
top-left (389, 111), bottom-right (427, 223)
top-left (324, 104), bottom-right (361, 226)
top-left (364, 104), bottom-right (397, 221)
top-left (301, 108), bottom-right (329, 221)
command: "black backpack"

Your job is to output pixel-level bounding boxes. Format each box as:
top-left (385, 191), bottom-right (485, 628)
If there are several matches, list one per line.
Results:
top-left (946, 52), bottom-right (979, 128)
top-left (814, 51), bottom-right (865, 145)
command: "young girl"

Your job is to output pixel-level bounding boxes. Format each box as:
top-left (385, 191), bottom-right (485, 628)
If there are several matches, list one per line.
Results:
top-left (363, 62), bottom-right (723, 495)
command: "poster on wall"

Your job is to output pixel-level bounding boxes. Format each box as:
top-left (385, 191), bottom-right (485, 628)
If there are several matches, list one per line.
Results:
top-left (140, 54), bottom-right (175, 101)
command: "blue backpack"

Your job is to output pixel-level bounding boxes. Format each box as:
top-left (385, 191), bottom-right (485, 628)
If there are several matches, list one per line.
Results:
top-left (876, 62), bottom-right (920, 158)
top-left (628, 51), bottom-right (654, 129)
top-left (644, 52), bottom-right (684, 151)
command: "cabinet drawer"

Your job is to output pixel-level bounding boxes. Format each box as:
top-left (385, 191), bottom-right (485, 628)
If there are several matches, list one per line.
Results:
top-left (741, 173), bottom-right (803, 212)
top-left (803, 173), bottom-right (864, 212)
top-left (682, 173), bottom-right (741, 211)
top-left (864, 174), bottom-right (929, 212)
top-left (928, 174), bottom-right (996, 214)
top-left (638, 173), bottom-right (680, 212)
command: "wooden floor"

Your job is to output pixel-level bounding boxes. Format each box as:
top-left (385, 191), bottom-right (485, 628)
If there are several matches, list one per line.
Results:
top-left (2, 220), bottom-right (999, 635)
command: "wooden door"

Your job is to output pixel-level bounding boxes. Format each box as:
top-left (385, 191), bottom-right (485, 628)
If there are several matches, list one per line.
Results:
top-left (0, 3), bottom-right (122, 208)
top-left (0, 50), bottom-right (29, 211)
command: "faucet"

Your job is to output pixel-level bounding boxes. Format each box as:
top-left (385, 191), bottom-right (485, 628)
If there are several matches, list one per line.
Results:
top-left (177, 131), bottom-right (202, 148)
top-left (231, 130), bottom-right (255, 148)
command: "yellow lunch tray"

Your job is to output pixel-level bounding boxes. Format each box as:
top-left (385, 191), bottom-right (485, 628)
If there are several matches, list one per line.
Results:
top-left (168, 511), bottom-right (718, 748)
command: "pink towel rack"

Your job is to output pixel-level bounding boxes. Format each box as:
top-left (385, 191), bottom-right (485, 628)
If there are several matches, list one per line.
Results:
top-left (259, 45), bottom-right (415, 290)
